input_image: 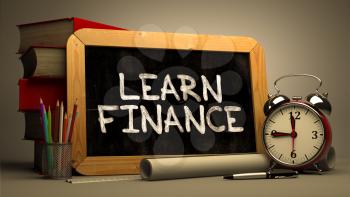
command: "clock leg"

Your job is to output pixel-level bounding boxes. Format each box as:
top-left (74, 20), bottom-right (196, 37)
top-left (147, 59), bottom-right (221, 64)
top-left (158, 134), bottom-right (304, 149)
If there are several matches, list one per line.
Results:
top-left (267, 161), bottom-right (278, 172)
top-left (300, 163), bottom-right (324, 175)
top-left (313, 163), bottom-right (324, 174)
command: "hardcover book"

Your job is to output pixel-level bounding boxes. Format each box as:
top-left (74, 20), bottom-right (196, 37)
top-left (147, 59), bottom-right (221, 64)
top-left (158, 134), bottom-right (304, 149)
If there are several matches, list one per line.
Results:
top-left (20, 46), bottom-right (65, 78)
top-left (17, 17), bottom-right (125, 53)
top-left (18, 78), bottom-right (66, 111)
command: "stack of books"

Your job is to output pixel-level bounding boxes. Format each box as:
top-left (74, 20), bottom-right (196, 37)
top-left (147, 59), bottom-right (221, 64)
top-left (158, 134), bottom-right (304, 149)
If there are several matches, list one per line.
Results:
top-left (17, 17), bottom-right (125, 171)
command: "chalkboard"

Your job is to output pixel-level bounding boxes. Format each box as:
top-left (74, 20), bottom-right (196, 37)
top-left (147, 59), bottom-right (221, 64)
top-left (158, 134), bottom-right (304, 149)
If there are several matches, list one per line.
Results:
top-left (67, 29), bottom-right (267, 175)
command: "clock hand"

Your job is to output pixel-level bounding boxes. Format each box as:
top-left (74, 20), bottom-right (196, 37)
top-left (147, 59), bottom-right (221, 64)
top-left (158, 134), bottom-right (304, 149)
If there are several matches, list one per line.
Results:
top-left (291, 114), bottom-right (296, 151)
top-left (271, 130), bottom-right (292, 137)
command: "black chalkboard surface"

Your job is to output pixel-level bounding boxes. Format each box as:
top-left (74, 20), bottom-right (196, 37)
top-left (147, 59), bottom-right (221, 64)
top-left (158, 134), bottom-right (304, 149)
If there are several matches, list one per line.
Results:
top-left (85, 46), bottom-right (255, 156)
top-left (66, 29), bottom-right (267, 175)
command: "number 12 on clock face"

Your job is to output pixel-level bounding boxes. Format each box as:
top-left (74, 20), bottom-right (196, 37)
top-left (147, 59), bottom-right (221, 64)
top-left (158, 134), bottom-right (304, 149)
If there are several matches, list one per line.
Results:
top-left (263, 102), bottom-right (327, 168)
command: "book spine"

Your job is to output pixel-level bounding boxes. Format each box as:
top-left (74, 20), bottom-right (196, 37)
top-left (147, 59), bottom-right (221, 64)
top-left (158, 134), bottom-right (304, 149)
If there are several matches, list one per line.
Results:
top-left (23, 111), bottom-right (44, 140)
top-left (18, 78), bottom-right (66, 111)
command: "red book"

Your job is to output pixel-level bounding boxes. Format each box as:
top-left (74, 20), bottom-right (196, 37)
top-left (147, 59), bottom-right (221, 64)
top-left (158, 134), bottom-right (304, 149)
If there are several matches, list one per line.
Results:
top-left (17, 17), bottom-right (126, 53)
top-left (18, 78), bottom-right (66, 111)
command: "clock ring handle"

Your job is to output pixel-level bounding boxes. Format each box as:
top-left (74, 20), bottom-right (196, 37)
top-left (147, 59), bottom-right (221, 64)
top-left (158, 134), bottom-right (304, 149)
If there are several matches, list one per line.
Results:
top-left (274, 74), bottom-right (322, 94)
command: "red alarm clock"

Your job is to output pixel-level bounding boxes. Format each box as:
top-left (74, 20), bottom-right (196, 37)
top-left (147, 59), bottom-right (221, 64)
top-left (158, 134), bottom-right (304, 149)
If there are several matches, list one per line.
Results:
top-left (262, 74), bottom-right (332, 172)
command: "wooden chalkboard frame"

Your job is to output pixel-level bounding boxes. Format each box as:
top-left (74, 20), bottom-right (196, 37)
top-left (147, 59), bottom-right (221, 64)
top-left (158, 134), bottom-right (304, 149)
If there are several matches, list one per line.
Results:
top-left (66, 29), bottom-right (267, 175)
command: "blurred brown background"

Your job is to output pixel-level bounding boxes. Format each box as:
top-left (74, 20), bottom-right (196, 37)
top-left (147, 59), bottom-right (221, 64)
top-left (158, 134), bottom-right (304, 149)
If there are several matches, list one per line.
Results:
top-left (0, 0), bottom-right (349, 171)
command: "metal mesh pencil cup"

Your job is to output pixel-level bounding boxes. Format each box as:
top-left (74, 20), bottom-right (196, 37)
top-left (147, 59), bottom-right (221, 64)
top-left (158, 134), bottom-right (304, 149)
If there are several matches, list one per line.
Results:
top-left (42, 143), bottom-right (72, 179)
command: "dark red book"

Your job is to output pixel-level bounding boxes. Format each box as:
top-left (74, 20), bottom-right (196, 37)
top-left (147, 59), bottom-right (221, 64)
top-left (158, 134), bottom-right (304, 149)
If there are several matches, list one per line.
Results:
top-left (18, 78), bottom-right (66, 111)
top-left (17, 17), bottom-right (126, 53)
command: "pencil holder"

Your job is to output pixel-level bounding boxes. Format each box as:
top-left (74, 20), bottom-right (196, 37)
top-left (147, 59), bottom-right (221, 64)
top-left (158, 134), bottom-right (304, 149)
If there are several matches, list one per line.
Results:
top-left (43, 143), bottom-right (72, 179)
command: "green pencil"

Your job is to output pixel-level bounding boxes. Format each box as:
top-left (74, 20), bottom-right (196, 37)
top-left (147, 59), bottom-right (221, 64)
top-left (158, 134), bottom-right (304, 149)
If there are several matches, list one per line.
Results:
top-left (43, 104), bottom-right (49, 144)
top-left (48, 106), bottom-right (52, 143)
top-left (40, 99), bottom-right (53, 170)
top-left (40, 98), bottom-right (49, 143)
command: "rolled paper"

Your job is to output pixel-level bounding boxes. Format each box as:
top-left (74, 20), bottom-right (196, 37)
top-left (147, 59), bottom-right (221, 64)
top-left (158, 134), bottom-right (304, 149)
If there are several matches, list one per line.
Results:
top-left (140, 154), bottom-right (270, 180)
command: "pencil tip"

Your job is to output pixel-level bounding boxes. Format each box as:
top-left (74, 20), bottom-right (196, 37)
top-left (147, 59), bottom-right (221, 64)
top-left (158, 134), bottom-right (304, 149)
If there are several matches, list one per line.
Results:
top-left (40, 98), bottom-right (43, 103)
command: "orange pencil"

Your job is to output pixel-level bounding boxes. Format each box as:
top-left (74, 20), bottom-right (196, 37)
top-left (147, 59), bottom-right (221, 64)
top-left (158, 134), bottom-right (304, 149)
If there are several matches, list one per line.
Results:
top-left (62, 113), bottom-right (68, 143)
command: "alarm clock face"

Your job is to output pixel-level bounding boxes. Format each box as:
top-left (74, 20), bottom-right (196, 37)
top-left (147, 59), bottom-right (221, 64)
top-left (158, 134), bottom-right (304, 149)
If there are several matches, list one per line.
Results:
top-left (263, 102), bottom-right (327, 168)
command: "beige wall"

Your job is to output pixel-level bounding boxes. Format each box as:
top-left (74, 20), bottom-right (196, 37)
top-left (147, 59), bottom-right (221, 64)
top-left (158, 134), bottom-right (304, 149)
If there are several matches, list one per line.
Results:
top-left (0, 0), bottom-right (349, 161)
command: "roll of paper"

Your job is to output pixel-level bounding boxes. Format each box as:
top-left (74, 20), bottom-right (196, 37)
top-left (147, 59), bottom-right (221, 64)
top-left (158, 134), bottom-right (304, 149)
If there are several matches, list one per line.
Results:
top-left (140, 154), bottom-right (270, 180)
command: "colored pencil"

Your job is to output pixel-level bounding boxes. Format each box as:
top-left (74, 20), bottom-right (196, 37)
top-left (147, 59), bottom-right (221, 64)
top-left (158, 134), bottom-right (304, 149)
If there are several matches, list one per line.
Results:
top-left (41, 99), bottom-right (49, 144)
top-left (65, 113), bottom-right (72, 143)
top-left (44, 106), bottom-right (49, 143)
top-left (68, 100), bottom-right (78, 142)
top-left (40, 99), bottom-right (53, 169)
top-left (63, 113), bottom-right (68, 143)
top-left (67, 110), bottom-right (78, 143)
top-left (48, 106), bottom-right (52, 143)
top-left (39, 116), bottom-right (44, 140)
top-left (59, 101), bottom-right (64, 143)
top-left (39, 99), bottom-right (48, 143)
top-left (53, 100), bottom-right (60, 142)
